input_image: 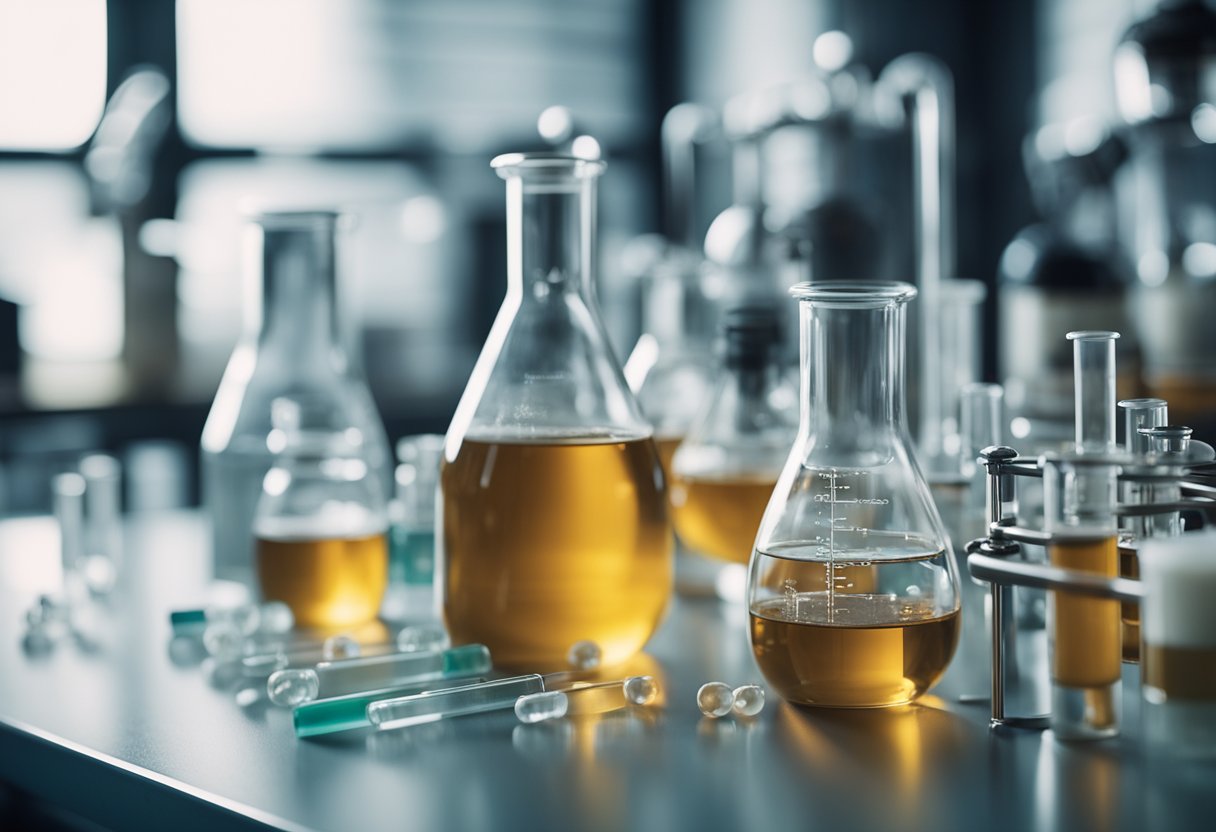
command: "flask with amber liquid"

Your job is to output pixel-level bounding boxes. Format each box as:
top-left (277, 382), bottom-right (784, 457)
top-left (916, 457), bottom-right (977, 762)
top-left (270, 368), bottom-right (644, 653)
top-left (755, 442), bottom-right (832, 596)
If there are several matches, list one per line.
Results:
top-left (441, 154), bottom-right (673, 669)
top-left (254, 397), bottom-right (389, 629)
top-left (670, 305), bottom-right (793, 579)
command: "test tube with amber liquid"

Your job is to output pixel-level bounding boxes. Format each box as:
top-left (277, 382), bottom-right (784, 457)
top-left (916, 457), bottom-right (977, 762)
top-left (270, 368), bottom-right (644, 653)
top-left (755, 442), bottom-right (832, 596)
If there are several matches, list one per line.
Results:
top-left (1041, 454), bottom-right (1122, 740)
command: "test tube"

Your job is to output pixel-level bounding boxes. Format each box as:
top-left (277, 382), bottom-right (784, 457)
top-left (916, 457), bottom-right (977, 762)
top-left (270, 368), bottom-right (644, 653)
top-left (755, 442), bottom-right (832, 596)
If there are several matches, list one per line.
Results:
top-left (1040, 453), bottom-right (1121, 740)
top-left (369, 674), bottom-right (547, 731)
top-left (52, 473), bottom-right (86, 603)
top-left (311, 644), bottom-right (490, 700)
top-left (80, 454), bottom-right (122, 594)
top-left (1140, 531), bottom-right (1216, 759)
top-left (1067, 331), bottom-right (1119, 455)
top-left (926, 280), bottom-right (987, 481)
top-left (1114, 399), bottom-right (1170, 664)
top-left (515, 676), bottom-right (659, 724)
top-left (293, 676), bottom-right (488, 738)
top-left (960, 383), bottom-right (1003, 487)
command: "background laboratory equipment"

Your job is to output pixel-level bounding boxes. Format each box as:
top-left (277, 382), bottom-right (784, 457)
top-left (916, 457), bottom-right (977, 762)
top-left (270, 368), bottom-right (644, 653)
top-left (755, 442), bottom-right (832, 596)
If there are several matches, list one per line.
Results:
top-left (1114, 0), bottom-right (1216, 438)
top-left (252, 397), bottom-right (389, 629)
top-left (624, 103), bottom-right (721, 472)
top-left (998, 122), bottom-right (1138, 446)
top-left (748, 282), bottom-right (960, 708)
top-left (440, 154), bottom-right (672, 669)
top-left (1040, 454), bottom-right (1122, 741)
top-left (669, 305), bottom-right (793, 595)
top-left (79, 453), bottom-right (122, 595)
top-left (1140, 531), bottom-right (1216, 759)
top-left (201, 212), bottom-right (391, 587)
top-left (381, 434), bottom-right (443, 624)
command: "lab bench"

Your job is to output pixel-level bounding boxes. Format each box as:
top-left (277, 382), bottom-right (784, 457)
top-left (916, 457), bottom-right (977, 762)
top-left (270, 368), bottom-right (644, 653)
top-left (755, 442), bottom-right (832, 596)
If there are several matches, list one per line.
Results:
top-left (0, 511), bottom-right (1212, 832)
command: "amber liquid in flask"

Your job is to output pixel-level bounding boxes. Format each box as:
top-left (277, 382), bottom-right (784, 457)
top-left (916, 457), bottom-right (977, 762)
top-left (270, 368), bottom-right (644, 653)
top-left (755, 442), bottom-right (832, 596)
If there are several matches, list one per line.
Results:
top-left (670, 474), bottom-right (776, 565)
top-left (654, 435), bottom-right (683, 478)
top-left (750, 544), bottom-right (959, 707)
top-left (256, 521), bottom-right (388, 629)
top-left (442, 434), bottom-right (671, 668)
top-left (1049, 536), bottom-right (1121, 728)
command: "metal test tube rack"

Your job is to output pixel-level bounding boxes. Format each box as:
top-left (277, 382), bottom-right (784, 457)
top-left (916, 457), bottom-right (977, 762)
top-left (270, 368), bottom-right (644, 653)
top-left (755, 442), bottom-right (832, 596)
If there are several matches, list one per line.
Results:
top-left (964, 445), bottom-right (1216, 729)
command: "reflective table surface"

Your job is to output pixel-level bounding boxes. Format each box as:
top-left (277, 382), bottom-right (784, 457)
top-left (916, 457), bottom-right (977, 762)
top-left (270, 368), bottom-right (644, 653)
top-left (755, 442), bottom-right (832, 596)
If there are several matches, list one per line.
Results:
top-left (0, 511), bottom-right (1213, 831)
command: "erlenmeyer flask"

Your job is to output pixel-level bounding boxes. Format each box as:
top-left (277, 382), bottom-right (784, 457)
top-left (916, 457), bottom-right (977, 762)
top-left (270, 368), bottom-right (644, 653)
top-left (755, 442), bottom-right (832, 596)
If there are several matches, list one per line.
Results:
top-left (201, 212), bottom-right (391, 586)
top-left (441, 154), bottom-right (673, 668)
top-left (670, 305), bottom-right (794, 578)
top-left (748, 282), bottom-right (960, 708)
top-left (254, 397), bottom-right (389, 629)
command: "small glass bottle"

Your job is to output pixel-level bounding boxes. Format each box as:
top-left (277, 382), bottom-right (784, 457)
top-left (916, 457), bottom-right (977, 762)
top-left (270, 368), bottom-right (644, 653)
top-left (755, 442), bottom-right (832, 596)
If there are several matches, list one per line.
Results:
top-left (441, 154), bottom-right (673, 669)
top-left (670, 305), bottom-right (793, 582)
top-left (749, 282), bottom-right (960, 708)
top-left (201, 212), bottom-right (391, 586)
top-left (253, 397), bottom-right (389, 629)
top-left (1040, 453), bottom-right (1121, 740)
top-left (381, 434), bottom-right (443, 624)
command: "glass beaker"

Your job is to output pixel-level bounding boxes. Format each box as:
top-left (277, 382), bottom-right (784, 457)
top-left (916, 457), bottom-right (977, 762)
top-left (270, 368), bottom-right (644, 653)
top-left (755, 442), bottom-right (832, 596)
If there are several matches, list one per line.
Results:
top-left (253, 397), bottom-right (389, 629)
top-left (670, 304), bottom-right (793, 570)
top-left (1040, 453), bottom-right (1121, 740)
top-left (748, 282), bottom-right (960, 708)
top-left (381, 434), bottom-right (444, 624)
top-left (441, 154), bottom-right (673, 669)
top-left (201, 211), bottom-right (391, 586)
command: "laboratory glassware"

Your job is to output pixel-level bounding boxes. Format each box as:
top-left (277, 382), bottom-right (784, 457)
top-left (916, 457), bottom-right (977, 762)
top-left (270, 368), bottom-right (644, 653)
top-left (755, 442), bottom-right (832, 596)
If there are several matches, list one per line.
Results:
top-left (1140, 531), bottom-right (1216, 759)
top-left (1069, 331), bottom-right (1120, 455)
top-left (253, 396), bottom-right (389, 629)
top-left (1116, 397), bottom-right (1169, 663)
top-left (293, 676), bottom-right (489, 738)
top-left (624, 103), bottom-right (720, 472)
top-left (923, 279), bottom-right (986, 483)
top-left (79, 453), bottom-right (121, 594)
top-left (1115, 0), bottom-right (1216, 435)
top-left (201, 211), bottom-right (391, 586)
top-left (1040, 453), bottom-right (1122, 741)
top-left (748, 282), bottom-right (960, 708)
top-left (670, 305), bottom-right (793, 572)
top-left (441, 154), bottom-right (672, 669)
top-left (382, 434), bottom-right (443, 623)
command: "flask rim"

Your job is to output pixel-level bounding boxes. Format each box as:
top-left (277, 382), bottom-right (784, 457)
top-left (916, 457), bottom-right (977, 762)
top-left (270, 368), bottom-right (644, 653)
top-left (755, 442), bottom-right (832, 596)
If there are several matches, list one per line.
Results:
top-left (491, 152), bottom-right (606, 179)
top-left (788, 281), bottom-right (917, 306)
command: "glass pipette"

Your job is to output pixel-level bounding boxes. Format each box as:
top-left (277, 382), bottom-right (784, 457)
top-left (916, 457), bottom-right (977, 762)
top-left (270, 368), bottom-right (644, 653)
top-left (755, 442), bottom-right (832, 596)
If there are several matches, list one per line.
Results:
top-left (267, 644), bottom-right (491, 705)
top-left (368, 674), bottom-right (659, 731)
top-left (515, 676), bottom-right (660, 723)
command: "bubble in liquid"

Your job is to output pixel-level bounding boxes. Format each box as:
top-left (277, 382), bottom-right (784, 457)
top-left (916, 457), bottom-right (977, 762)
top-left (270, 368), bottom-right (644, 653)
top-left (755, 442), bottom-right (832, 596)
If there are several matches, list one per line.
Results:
top-left (267, 669), bottom-right (320, 707)
top-left (697, 682), bottom-right (735, 718)
top-left (567, 640), bottom-right (602, 671)
top-left (623, 675), bottom-right (659, 706)
top-left (203, 621), bottom-right (245, 659)
top-left (515, 690), bottom-right (569, 724)
top-left (732, 684), bottom-right (765, 718)
top-left (396, 625), bottom-right (450, 653)
top-left (258, 602), bottom-right (294, 635)
top-left (322, 634), bottom-right (360, 661)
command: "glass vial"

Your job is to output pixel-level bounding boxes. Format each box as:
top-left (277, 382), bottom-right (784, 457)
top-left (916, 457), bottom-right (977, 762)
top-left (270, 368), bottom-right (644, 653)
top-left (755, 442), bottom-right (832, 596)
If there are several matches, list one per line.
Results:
top-left (201, 212), bottom-right (391, 586)
top-left (381, 434), bottom-right (444, 624)
top-left (748, 282), bottom-right (960, 708)
top-left (253, 397), bottom-right (389, 629)
top-left (441, 154), bottom-right (673, 669)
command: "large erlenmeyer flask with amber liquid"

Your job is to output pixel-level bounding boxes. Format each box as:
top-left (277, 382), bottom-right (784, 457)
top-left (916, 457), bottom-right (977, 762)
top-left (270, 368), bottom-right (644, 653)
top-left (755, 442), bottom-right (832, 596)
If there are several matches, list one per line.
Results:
top-left (441, 154), bottom-right (673, 668)
top-left (748, 282), bottom-right (960, 708)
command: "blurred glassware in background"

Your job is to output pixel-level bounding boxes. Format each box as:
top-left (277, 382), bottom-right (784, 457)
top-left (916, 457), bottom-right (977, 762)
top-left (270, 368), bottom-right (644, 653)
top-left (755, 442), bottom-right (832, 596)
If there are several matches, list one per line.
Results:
top-left (625, 103), bottom-right (722, 474)
top-left (1114, 0), bottom-right (1216, 437)
top-left (670, 305), bottom-right (794, 602)
top-left (253, 396), bottom-right (389, 629)
top-left (381, 434), bottom-right (443, 624)
top-left (999, 120), bottom-right (1139, 450)
top-left (201, 211), bottom-right (391, 587)
top-left (79, 453), bottom-right (121, 595)
top-left (441, 153), bottom-right (672, 669)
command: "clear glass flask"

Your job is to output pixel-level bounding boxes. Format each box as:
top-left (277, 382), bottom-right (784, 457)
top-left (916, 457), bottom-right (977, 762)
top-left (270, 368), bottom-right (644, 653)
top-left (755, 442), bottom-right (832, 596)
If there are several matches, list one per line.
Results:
top-left (201, 212), bottom-right (391, 585)
top-left (670, 305), bottom-right (793, 570)
top-left (1040, 453), bottom-right (1121, 740)
top-left (441, 154), bottom-right (673, 669)
top-left (381, 434), bottom-right (444, 623)
top-left (748, 282), bottom-right (960, 708)
top-left (253, 396), bottom-right (389, 629)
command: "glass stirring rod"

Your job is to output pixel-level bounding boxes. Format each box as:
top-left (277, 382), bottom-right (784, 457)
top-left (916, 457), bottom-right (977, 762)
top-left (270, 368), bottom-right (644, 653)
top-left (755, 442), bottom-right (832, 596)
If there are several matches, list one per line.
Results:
top-left (267, 644), bottom-right (491, 706)
top-left (367, 674), bottom-right (660, 731)
top-left (515, 676), bottom-right (660, 724)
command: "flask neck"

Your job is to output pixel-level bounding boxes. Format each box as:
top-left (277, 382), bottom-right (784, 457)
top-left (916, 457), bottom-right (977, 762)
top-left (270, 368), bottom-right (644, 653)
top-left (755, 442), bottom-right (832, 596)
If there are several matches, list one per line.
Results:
top-left (801, 301), bottom-right (907, 447)
top-left (506, 174), bottom-right (598, 301)
top-left (250, 218), bottom-right (346, 369)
